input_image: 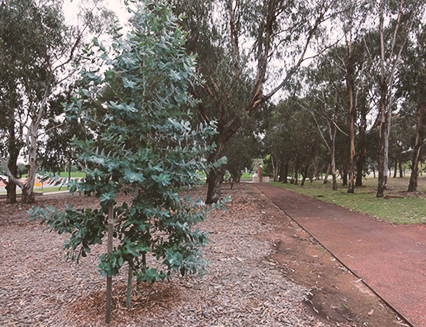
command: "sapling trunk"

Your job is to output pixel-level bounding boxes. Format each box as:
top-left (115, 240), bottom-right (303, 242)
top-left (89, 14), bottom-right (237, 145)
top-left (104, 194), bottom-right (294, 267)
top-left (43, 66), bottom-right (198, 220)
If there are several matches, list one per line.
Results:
top-left (105, 203), bottom-right (114, 323)
top-left (126, 264), bottom-right (133, 309)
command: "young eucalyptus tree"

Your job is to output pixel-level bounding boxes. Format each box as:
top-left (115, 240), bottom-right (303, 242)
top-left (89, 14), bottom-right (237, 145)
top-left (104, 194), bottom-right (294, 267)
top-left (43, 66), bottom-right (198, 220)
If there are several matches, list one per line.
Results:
top-left (30, 0), bottom-right (226, 322)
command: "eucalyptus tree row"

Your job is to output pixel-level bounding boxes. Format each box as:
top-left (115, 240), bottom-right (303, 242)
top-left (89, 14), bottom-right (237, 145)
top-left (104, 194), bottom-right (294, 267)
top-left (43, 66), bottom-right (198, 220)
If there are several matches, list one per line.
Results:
top-left (264, 0), bottom-right (426, 197)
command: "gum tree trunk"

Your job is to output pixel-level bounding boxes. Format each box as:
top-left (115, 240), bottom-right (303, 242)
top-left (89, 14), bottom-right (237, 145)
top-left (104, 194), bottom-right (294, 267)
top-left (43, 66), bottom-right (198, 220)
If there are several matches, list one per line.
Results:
top-left (205, 136), bottom-right (228, 204)
top-left (346, 49), bottom-right (356, 194)
top-left (355, 101), bottom-right (367, 187)
top-left (408, 104), bottom-right (426, 192)
top-left (21, 120), bottom-right (39, 203)
top-left (5, 117), bottom-right (20, 203)
top-left (323, 164), bottom-right (330, 184)
top-left (300, 166), bottom-right (309, 186)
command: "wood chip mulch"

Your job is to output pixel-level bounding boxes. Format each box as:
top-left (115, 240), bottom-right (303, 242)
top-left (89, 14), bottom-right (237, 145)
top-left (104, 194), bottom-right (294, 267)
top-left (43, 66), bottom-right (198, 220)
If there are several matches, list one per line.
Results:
top-left (0, 184), bottom-right (346, 326)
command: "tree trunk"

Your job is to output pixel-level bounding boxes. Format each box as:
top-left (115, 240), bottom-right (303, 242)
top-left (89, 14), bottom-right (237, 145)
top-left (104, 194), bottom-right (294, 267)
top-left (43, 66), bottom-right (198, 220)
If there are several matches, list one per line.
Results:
top-left (293, 165), bottom-right (298, 185)
top-left (355, 155), bottom-right (364, 187)
top-left (21, 184), bottom-right (36, 204)
top-left (300, 166), bottom-right (308, 187)
top-left (21, 122), bottom-right (38, 204)
top-left (206, 166), bottom-right (224, 204)
top-left (341, 164), bottom-right (348, 186)
top-left (6, 117), bottom-right (20, 203)
top-left (331, 158), bottom-right (337, 191)
top-left (68, 158), bottom-right (72, 181)
top-left (105, 203), bottom-right (114, 323)
top-left (355, 104), bottom-right (366, 187)
top-left (205, 136), bottom-right (227, 204)
top-left (377, 86), bottom-right (387, 197)
top-left (126, 264), bottom-right (133, 309)
top-left (393, 156), bottom-right (398, 178)
top-left (323, 164), bottom-right (330, 184)
top-left (280, 162), bottom-right (288, 183)
top-left (408, 104), bottom-right (426, 192)
top-left (383, 109), bottom-right (391, 186)
top-left (234, 174), bottom-right (241, 184)
top-left (5, 179), bottom-right (17, 203)
top-left (346, 53), bottom-right (356, 194)
top-left (399, 160), bottom-right (403, 178)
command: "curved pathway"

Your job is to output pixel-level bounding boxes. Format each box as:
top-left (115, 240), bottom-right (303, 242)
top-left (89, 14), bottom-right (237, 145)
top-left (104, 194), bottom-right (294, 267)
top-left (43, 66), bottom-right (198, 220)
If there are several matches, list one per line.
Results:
top-left (255, 183), bottom-right (426, 327)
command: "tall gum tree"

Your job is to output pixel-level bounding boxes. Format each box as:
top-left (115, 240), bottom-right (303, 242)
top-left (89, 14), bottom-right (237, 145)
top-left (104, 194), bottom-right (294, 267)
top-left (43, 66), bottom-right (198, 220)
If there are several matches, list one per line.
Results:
top-left (174, 0), bottom-right (340, 203)
top-left (375, 0), bottom-right (424, 198)
top-left (399, 23), bottom-right (426, 191)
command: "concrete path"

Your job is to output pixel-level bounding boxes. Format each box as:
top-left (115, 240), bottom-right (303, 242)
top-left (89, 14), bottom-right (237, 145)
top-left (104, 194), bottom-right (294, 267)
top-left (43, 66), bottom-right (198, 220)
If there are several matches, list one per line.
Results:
top-left (255, 183), bottom-right (426, 327)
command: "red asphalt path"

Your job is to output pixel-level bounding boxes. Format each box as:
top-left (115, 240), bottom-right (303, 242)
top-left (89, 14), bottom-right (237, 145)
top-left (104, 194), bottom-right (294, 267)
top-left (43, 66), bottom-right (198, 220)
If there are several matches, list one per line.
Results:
top-left (255, 183), bottom-right (426, 327)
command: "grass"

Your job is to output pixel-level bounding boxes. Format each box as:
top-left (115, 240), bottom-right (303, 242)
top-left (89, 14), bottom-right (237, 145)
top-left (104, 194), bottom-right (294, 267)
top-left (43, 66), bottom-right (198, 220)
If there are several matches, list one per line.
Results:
top-left (20, 172), bottom-right (85, 178)
top-left (0, 186), bottom-right (67, 195)
top-left (58, 172), bottom-right (85, 178)
top-left (269, 176), bottom-right (426, 225)
top-left (241, 172), bottom-right (253, 181)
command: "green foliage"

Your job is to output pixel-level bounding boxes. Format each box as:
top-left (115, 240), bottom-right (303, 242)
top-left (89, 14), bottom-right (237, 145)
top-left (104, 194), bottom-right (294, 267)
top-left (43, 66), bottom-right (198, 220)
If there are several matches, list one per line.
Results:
top-left (223, 129), bottom-right (261, 183)
top-left (30, 0), bottom-right (227, 283)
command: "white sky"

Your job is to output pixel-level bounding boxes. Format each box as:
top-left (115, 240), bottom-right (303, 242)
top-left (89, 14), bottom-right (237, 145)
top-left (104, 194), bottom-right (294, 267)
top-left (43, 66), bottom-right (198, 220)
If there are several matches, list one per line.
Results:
top-left (63, 0), bottom-right (132, 33)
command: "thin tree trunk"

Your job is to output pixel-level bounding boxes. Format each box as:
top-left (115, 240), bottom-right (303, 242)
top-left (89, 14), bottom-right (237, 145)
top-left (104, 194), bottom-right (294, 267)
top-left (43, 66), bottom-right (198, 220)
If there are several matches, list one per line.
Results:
top-left (126, 264), bottom-right (133, 309)
top-left (377, 87), bottom-right (387, 197)
top-left (105, 203), bottom-right (114, 323)
top-left (399, 160), bottom-right (403, 178)
top-left (384, 109), bottom-right (391, 185)
top-left (323, 164), bottom-right (330, 184)
top-left (300, 166), bottom-right (308, 186)
top-left (294, 166), bottom-right (298, 185)
top-left (342, 164), bottom-right (348, 186)
top-left (355, 103), bottom-right (366, 187)
top-left (68, 158), bottom-right (72, 181)
top-left (331, 156), bottom-right (337, 191)
top-left (408, 104), bottom-right (426, 191)
top-left (346, 49), bottom-right (356, 194)
top-left (271, 155), bottom-right (278, 182)
top-left (393, 156), bottom-right (398, 178)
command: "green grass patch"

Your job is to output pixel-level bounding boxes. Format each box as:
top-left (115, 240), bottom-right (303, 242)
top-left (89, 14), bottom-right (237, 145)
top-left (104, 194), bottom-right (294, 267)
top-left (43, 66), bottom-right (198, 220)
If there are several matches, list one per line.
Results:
top-left (241, 172), bottom-right (253, 181)
top-left (21, 172), bottom-right (85, 178)
top-left (0, 186), bottom-right (66, 195)
top-left (269, 176), bottom-right (426, 225)
top-left (58, 172), bottom-right (85, 178)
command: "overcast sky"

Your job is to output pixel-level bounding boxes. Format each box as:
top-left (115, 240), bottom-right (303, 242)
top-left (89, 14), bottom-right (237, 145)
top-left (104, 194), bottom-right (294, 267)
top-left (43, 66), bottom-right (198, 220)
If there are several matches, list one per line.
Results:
top-left (63, 0), bottom-right (132, 30)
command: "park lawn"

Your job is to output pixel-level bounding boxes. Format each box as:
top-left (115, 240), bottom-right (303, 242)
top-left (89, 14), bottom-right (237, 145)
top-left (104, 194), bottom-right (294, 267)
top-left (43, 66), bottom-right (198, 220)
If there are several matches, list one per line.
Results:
top-left (270, 176), bottom-right (426, 225)
top-left (0, 186), bottom-right (66, 195)
top-left (20, 172), bottom-right (85, 178)
top-left (58, 172), bottom-right (85, 178)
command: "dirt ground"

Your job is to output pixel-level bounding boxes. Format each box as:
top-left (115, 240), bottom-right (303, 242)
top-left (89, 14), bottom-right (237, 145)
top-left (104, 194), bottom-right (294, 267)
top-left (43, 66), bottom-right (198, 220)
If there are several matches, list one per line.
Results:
top-left (0, 183), bottom-right (407, 326)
